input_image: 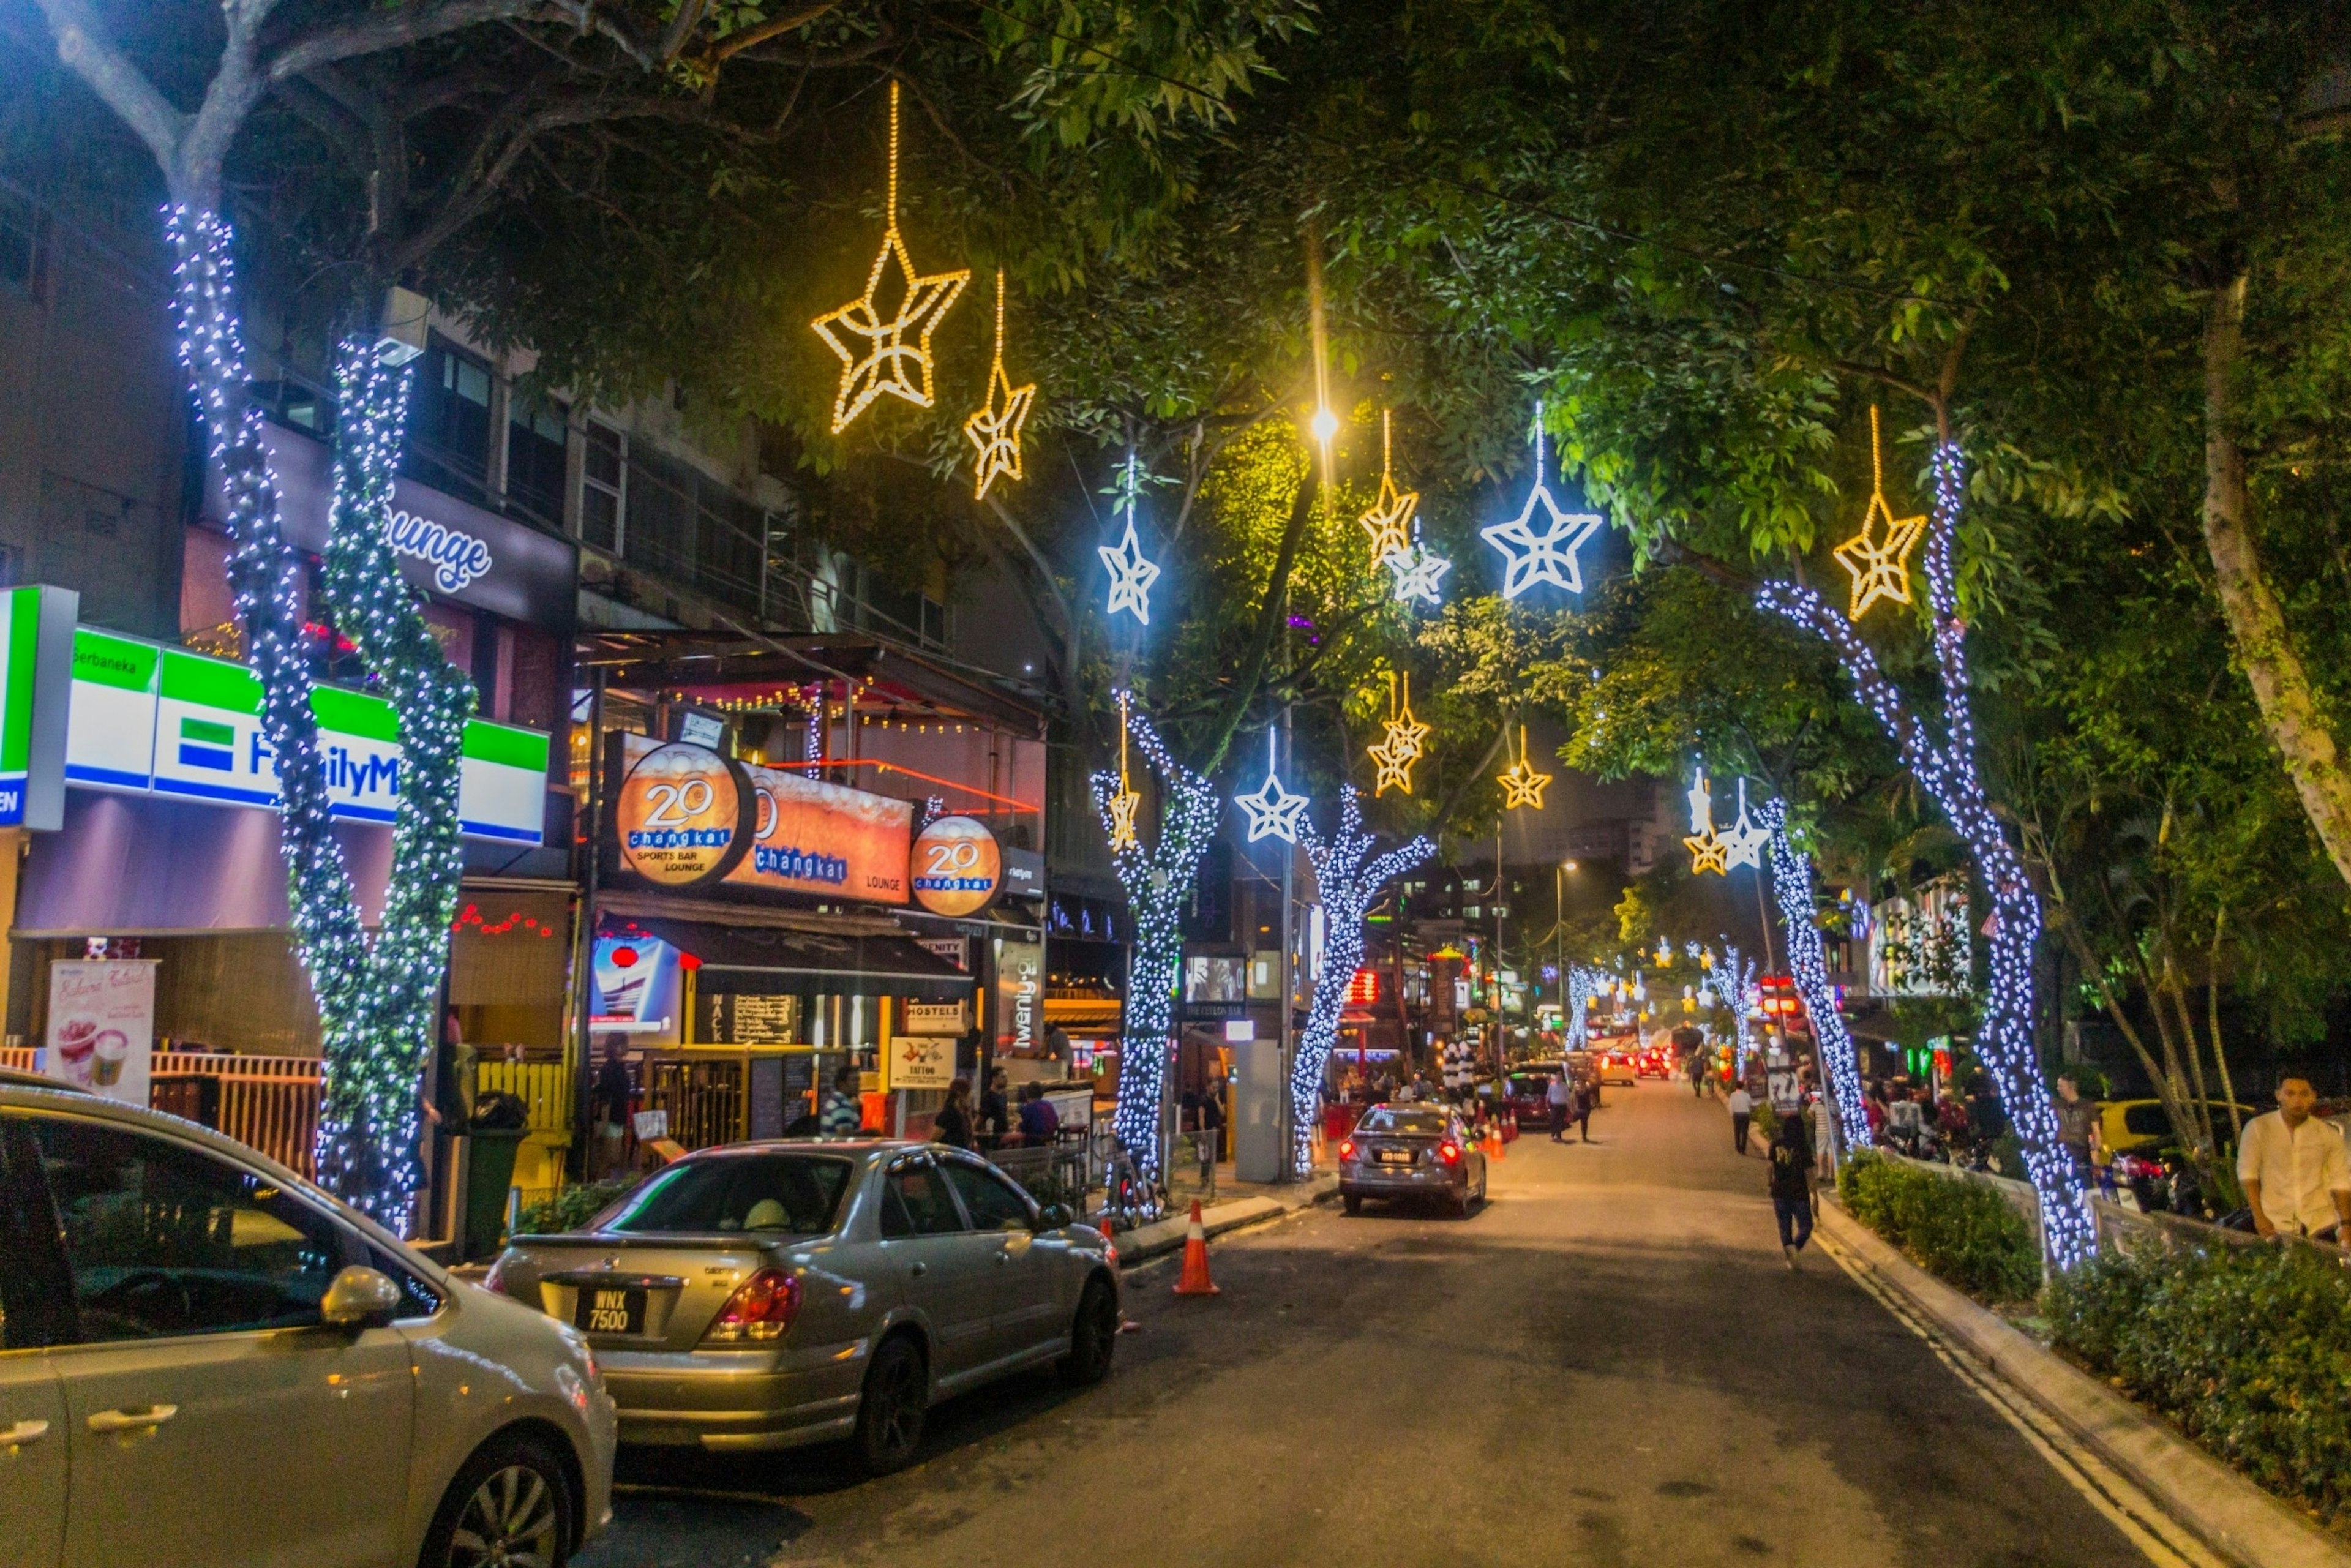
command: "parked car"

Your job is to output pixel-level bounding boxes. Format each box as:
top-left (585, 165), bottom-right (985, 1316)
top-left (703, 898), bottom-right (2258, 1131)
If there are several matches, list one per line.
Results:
top-left (2098, 1098), bottom-right (2255, 1155)
top-left (1635, 1049), bottom-right (1673, 1080)
top-left (0, 1076), bottom-right (615, 1568)
top-left (1504, 1063), bottom-right (1565, 1127)
top-left (485, 1139), bottom-right (1120, 1476)
top-left (1337, 1103), bottom-right (1489, 1218)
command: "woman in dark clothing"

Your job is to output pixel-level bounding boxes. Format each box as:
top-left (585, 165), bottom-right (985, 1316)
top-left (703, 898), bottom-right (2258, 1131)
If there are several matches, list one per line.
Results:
top-left (932, 1077), bottom-right (976, 1149)
top-left (1769, 1111), bottom-right (1815, 1267)
top-left (977, 1068), bottom-right (1010, 1147)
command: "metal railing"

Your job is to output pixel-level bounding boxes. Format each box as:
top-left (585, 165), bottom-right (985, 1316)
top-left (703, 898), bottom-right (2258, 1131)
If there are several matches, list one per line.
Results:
top-left (3, 1046), bottom-right (323, 1176)
top-left (475, 1060), bottom-right (574, 1141)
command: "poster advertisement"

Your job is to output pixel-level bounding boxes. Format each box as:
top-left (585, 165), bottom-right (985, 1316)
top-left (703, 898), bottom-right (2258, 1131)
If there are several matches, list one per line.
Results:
top-left (590, 932), bottom-right (681, 1038)
top-left (888, 1032), bottom-right (956, 1091)
top-left (45, 959), bottom-right (156, 1107)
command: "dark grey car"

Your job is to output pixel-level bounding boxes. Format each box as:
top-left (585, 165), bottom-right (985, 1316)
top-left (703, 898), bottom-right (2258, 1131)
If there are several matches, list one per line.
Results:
top-left (1337, 1104), bottom-right (1488, 1217)
top-left (486, 1140), bottom-right (1120, 1476)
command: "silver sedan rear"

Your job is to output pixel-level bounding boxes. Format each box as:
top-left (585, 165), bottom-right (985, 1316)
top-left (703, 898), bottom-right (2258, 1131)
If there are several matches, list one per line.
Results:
top-left (1337, 1105), bottom-right (1488, 1217)
top-left (486, 1140), bottom-right (1120, 1474)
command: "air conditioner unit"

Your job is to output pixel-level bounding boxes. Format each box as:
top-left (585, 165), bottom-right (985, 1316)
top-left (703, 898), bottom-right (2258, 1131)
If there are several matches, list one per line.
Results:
top-left (377, 285), bottom-right (428, 365)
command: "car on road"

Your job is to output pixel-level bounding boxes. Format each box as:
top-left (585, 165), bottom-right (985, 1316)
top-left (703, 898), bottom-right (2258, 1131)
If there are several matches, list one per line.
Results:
top-left (0, 1075), bottom-right (615, 1568)
top-left (485, 1140), bottom-right (1120, 1476)
top-left (1337, 1104), bottom-right (1488, 1217)
top-left (1635, 1048), bottom-right (1673, 1080)
top-left (1504, 1063), bottom-right (1566, 1128)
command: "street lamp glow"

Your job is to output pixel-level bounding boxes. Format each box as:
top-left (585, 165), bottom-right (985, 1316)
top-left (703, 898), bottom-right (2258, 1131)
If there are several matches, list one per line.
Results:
top-left (1310, 405), bottom-right (1339, 444)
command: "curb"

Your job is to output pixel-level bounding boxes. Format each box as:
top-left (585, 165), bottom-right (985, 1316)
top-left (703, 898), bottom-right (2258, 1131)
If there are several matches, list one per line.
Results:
top-left (1817, 1199), bottom-right (2351, 1568)
top-left (1109, 1176), bottom-right (1338, 1267)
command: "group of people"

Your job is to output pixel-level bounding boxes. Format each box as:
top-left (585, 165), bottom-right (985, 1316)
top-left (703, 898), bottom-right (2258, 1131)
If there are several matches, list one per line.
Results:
top-left (1543, 1070), bottom-right (1600, 1142)
top-left (928, 1069), bottom-right (1069, 1151)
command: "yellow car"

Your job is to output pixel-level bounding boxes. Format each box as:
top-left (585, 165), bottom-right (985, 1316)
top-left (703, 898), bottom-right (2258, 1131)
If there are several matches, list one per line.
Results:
top-left (2098, 1098), bottom-right (2255, 1154)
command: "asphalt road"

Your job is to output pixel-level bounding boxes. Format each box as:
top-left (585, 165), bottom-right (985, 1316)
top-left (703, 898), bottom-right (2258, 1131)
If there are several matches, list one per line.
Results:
top-left (576, 1081), bottom-right (2158, 1568)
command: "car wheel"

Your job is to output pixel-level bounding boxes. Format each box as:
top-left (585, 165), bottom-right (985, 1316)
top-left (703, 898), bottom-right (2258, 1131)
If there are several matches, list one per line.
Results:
top-left (1450, 1187), bottom-right (1470, 1219)
top-left (1342, 1193), bottom-right (1363, 1216)
top-left (419, 1431), bottom-right (573, 1568)
top-left (1058, 1277), bottom-right (1119, 1387)
top-left (854, 1333), bottom-right (929, 1476)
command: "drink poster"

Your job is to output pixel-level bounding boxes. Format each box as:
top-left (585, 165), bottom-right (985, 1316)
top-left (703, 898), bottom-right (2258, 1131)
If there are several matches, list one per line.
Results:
top-left (45, 959), bottom-right (157, 1107)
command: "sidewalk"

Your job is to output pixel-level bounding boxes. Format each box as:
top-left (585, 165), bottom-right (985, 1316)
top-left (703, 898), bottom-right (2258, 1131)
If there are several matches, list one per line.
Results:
top-left (1104, 1164), bottom-right (1338, 1267)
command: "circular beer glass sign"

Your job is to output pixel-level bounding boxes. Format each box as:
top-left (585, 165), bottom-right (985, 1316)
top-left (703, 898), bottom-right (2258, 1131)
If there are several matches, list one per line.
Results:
top-left (910, 816), bottom-right (1002, 917)
top-left (617, 742), bottom-right (746, 886)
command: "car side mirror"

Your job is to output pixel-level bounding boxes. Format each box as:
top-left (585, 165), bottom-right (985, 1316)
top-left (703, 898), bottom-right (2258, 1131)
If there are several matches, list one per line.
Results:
top-left (1036, 1202), bottom-right (1074, 1231)
top-left (321, 1265), bottom-right (403, 1332)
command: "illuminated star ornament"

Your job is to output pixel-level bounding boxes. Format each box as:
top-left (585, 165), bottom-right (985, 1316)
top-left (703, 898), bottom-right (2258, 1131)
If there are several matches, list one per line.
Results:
top-left (1684, 763), bottom-right (1729, 875)
top-left (964, 269), bottom-right (1035, 499)
top-left (1385, 537), bottom-right (1450, 605)
top-left (1106, 695), bottom-right (1144, 852)
top-left (1482, 400), bottom-right (1605, 599)
top-left (1359, 410), bottom-right (1419, 565)
top-left (1720, 775), bottom-right (1769, 871)
top-left (1496, 725), bottom-right (1552, 810)
top-left (811, 81), bottom-right (971, 433)
top-left (1097, 453), bottom-right (1161, 625)
top-left (1368, 671), bottom-right (1430, 796)
top-left (1235, 729), bottom-right (1310, 843)
top-left (1832, 405), bottom-right (1928, 621)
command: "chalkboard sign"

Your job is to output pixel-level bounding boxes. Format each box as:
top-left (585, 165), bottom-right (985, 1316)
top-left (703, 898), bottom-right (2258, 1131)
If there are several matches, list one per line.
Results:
top-left (733, 994), bottom-right (796, 1043)
top-left (782, 1051), bottom-right (815, 1116)
top-left (749, 1056), bottom-right (787, 1139)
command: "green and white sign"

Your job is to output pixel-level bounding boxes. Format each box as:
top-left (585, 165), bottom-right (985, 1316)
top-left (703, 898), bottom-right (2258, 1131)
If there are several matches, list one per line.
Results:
top-left (65, 626), bottom-right (550, 844)
top-left (0, 585), bottom-right (80, 830)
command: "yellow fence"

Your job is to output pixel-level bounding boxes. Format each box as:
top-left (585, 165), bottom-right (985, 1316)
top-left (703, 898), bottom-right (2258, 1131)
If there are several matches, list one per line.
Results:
top-left (3, 1046), bottom-right (324, 1176)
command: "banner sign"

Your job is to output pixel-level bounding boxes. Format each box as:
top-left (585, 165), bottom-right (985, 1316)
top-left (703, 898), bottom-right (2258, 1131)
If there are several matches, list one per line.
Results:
top-left (611, 737), bottom-right (752, 886)
top-left (909, 815), bottom-right (1002, 917)
top-left (0, 585), bottom-right (78, 830)
top-left (899, 1002), bottom-right (969, 1036)
top-left (590, 932), bottom-right (681, 1037)
top-left (887, 1032), bottom-right (956, 1090)
top-left (44, 959), bottom-right (156, 1107)
top-left (64, 626), bottom-right (549, 843)
top-left (992, 934), bottom-right (1043, 1057)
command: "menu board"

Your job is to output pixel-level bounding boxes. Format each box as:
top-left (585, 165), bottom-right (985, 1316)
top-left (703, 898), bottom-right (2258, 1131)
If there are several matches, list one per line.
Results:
top-left (732, 994), bottom-right (797, 1043)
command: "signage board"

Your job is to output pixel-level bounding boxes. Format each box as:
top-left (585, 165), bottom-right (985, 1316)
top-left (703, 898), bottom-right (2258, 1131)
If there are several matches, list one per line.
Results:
top-left (0, 585), bottom-right (78, 829)
top-left (590, 933), bottom-right (681, 1037)
top-left (909, 815), bottom-right (1001, 917)
top-left (732, 756), bottom-right (912, 903)
top-left (992, 934), bottom-right (1043, 1057)
top-left (999, 846), bottom-right (1043, 901)
top-left (899, 1001), bottom-right (969, 1036)
top-left (44, 959), bottom-right (156, 1107)
top-left (915, 936), bottom-right (969, 971)
top-left (63, 626), bottom-right (550, 842)
top-left (887, 1032), bottom-right (956, 1091)
top-left (611, 737), bottom-right (752, 887)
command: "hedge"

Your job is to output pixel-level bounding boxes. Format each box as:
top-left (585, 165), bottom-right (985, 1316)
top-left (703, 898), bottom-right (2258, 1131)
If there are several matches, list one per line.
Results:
top-left (2047, 1241), bottom-right (2351, 1531)
top-left (512, 1176), bottom-right (640, 1237)
top-left (1837, 1149), bottom-right (2043, 1303)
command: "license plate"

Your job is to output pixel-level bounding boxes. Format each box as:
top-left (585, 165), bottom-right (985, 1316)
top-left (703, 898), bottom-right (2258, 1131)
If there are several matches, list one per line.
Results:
top-left (1376, 1149), bottom-right (1412, 1166)
top-left (576, 1285), bottom-right (647, 1335)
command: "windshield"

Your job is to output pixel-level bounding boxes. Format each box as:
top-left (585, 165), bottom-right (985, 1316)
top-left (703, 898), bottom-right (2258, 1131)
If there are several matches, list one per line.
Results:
top-left (1509, 1074), bottom-right (1553, 1095)
top-left (596, 1153), bottom-right (855, 1236)
top-left (1360, 1108), bottom-right (1450, 1136)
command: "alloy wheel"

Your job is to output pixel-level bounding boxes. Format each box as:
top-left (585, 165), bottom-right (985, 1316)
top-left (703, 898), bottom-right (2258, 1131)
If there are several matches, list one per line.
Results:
top-left (448, 1462), bottom-right (561, 1568)
top-left (875, 1349), bottom-right (924, 1454)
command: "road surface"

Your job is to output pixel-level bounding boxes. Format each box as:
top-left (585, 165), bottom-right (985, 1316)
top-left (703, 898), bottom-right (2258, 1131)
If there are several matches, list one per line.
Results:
top-left (578, 1081), bottom-right (2164, 1567)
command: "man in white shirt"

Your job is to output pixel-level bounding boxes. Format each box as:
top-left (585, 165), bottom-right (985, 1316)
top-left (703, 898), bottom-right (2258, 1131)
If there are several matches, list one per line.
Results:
top-left (1728, 1084), bottom-right (1754, 1155)
top-left (1546, 1071), bottom-right (1572, 1141)
top-left (2238, 1076), bottom-right (2351, 1242)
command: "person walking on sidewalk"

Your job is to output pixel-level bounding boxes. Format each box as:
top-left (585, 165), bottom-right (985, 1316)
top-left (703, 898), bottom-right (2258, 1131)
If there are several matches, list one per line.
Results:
top-left (1547, 1071), bottom-right (1572, 1141)
top-left (1728, 1083), bottom-right (1753, 1155)
top-left (1573, 1078), bottom-right (1596, 1143)
top-left (1769, 1113), bottom-right (1815, 1268)
top-left (1196, 1076), bottom-right (1226, 1201)
top-left (1807, 1094), bottom-right (1836, 1183)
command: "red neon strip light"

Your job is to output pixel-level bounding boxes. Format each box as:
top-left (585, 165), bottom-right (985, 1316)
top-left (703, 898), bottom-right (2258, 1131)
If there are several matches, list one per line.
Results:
top-left (814, 757), bottom-right (1040, 813)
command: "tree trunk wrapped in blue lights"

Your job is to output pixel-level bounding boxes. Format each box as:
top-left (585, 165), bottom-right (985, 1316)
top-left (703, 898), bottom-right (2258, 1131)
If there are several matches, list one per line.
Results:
top-left (1756, 799), bottom-right (1870, 1153)
top-left (1295, 786), bottom-right (1433, 1177)
top-left (1698, 942), bottom-right (1757, 1076)
top-left (1758, 445), bottom-right (2092, 1265)
top-left (1090, 702), bottom-right (1217, 1191)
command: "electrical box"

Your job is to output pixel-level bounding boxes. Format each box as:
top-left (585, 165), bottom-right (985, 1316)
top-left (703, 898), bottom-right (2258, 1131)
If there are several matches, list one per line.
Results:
top-left (1231, 1034), bottom-right (1288, 1183)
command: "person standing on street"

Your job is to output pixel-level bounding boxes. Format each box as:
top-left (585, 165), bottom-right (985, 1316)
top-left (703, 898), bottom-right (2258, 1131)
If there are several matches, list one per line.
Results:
top-left (2051, 1074), bottom-right (2101, 1185)
top-left (590, 1033), bottom-right (634, 1179)
top-left (2239, 1074), bottom-right (2351, 1243)
top-left (1574, 1077), bottom-right (1596, 1143)
top-left (1728, 1082), bottom-right (1754, 1155)
top-left (819, 1060), bottom-right (865, 1137)
top-left (1196, 1075), bottom-right (1226, 1199)
top-left (932, 1077), bottom-right (976, 1149)
top-left (1547, 1071), bottom-right (1572, 1141)
top-left (1807, 1094), bottom-right (1837, 1184)
top-left (1769, 1112), bottom-right (1815, 1267)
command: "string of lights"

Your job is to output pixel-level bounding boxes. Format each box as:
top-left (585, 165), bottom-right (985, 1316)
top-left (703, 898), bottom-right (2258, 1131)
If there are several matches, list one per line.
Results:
top-left (1755, 797), bottom-right (1870, 1155)
top-left (1758, 442), bottom-right (2090, 1265)
top-left (1295, 786), bottom-right (1434, 1176)
top-left (1089, 698), bottom-right (1217, 1192)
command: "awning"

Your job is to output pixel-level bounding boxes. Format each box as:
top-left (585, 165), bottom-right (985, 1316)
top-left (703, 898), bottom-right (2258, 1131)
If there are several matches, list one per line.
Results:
top-left (599, 915), bottom-right (973, 1001)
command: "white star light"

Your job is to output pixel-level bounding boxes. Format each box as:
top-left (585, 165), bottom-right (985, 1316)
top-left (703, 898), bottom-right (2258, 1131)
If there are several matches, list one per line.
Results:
top-left (1098, 453), bottom-right (1160, 625)
top-left (1721, 776), bottom-right (1769, 871)
top-left (1234, 730), bottom-right (1309, 843)
top-left (1685, 767), bottom-right (1715, 835)
top-left (1482, 402), bottom-right (1605, 599)
top-left (1385, 540), bottom-right (1450, 604)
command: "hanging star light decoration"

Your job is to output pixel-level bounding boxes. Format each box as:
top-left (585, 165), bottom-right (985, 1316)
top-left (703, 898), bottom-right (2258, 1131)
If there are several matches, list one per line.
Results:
top-left (811, 81), bottom-right (971, 433)
top-left (1831, 405), bottom-right (1928, 621)
top-left (1482, 400), bottom-right (1605, 599)
top-left (1106, 694), bottom-right (1144, 852)
top-left (964, 269), bottom-right (1035, 499)
top-left (1359, 409), bottom-right (1419, 565)
top-left (1097, 452), bottom-right (1161, 625)
top-left (1496, 724), bottom-right (1553, 809)
top-left (1235, 727), bottom-right (1310, 842)
top-left (1684, 763), bottom-right (1729, 875)
top-left (1384, 536), bottom-right (1451, 604)
top-left (1368, 671), bottom-right (1430, 795)
top-left (1720, 775), bottom-right (1770, 871)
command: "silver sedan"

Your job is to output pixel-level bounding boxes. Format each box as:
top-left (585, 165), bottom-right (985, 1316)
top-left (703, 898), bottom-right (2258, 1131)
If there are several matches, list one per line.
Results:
top-left (485, 1139), bottom-right (1121, 1474)
top-left (1338, 1103), bottom-right (1489, 1217)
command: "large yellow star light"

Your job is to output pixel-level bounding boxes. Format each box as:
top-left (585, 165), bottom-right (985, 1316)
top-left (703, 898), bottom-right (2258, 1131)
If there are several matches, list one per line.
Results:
top-left (1368, 672), bottom-right (1430, 795)
top-left (964, 269), bottom-right (1035, 499)
top-left (1496, 725), bottom-right (1552, 810)
top-left (1359, 410), bottom-right (1419, 566)
top-left (1106, 694), bottom-right (1143, 852)
top-left (1832, 405), bottom-right (1928, 620)
top-left (811, 81), bottom-right (970, 433)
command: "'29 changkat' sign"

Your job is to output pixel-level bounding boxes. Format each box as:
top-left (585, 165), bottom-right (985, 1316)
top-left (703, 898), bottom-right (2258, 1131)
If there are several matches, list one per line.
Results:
top-left (910, 815), bottom-right (1003, 917)
top-left (609, 732), bottom-right (914, 902)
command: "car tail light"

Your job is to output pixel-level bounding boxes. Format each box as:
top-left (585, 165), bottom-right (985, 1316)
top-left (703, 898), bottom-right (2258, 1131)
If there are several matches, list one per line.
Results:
top-left (1439, 1142), bottom-right (1462, 1164)
top-left (1340, 1139), bottom-right (1356, 1161)
top-left (703, 1267), bottom-right (801, 1343)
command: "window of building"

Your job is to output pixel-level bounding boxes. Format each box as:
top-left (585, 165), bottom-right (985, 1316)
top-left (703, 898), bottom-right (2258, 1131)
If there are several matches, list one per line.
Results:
top-left (405, 334), bottom-right (493, 501)
top-left (581, 422), bottom-right (623, 551)
top-left (505, 397), bottom-right (568, 530)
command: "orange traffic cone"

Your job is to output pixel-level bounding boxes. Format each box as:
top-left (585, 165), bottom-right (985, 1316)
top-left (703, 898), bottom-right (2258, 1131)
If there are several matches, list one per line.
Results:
top-left (1173, 1199), bottom-right (1220, 1296)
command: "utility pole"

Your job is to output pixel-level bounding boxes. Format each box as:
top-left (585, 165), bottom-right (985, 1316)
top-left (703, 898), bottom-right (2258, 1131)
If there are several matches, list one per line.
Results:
top-left (1278, 700), bottom-right (1297, 1179)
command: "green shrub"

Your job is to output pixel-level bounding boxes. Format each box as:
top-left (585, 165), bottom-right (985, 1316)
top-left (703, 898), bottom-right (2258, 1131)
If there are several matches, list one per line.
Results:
top-left (1839, 1149), bottom-right (2043, 1302)
top-left (1750, 1100), bottom-right (1779, 1142)
top-left (513, 1176), bottom-right (640, 1237)
top-left (2048, 1242), bottom-right (2351, 1531)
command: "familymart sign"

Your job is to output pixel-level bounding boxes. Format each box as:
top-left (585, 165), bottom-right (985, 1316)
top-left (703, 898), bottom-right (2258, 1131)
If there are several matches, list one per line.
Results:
top-left (66, 627), bottom-right (549, 844)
